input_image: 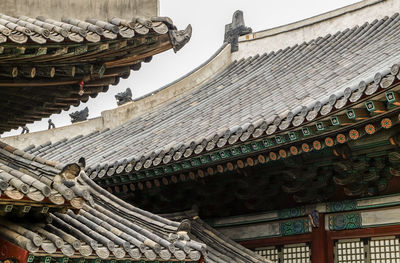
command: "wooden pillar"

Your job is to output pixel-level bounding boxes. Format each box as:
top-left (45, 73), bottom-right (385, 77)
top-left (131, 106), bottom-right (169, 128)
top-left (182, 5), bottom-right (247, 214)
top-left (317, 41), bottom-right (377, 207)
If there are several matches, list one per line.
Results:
top-left (326, 232), bottom-right (335, 263)
top-left (311, 213), bottom-right (328, 263)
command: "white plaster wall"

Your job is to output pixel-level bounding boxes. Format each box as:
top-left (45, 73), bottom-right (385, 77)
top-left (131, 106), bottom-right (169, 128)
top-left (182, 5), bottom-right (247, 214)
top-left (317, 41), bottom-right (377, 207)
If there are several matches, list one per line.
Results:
top-left (2, 118), bottom-right (104, 149)
top-left (2, 0), bottom-right (158, 21)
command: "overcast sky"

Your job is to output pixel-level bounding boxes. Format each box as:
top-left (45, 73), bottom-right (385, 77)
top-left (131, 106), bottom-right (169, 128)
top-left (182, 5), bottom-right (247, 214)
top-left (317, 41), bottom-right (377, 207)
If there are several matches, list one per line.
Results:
top-left (3, 0), bottom-right (361, 137)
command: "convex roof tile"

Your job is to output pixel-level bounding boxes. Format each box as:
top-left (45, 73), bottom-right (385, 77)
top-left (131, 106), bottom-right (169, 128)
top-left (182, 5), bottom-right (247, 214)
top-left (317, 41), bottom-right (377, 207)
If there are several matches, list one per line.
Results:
top-left (29, 13), bottom-right (400, 178)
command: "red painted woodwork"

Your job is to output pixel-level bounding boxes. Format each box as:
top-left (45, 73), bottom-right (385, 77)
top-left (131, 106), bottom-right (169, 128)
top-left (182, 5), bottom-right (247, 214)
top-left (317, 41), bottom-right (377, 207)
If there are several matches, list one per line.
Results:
top-left (311, 213), bottom-right (327, 263)
top-left (328, 224), bottom-right (400, 240)
top-left (327, 236), bottom-right (335, 263)
top-left (0, 237), bottom-right (28, 263)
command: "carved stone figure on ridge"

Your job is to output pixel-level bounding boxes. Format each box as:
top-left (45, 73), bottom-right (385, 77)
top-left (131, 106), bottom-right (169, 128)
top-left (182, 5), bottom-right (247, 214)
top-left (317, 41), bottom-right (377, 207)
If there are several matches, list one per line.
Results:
top-left (21, 125), bottom-right (29, 134)
top-left (224, 10), bottom-right (252, 52)
top-left (69, 107), bottom-right (89, 123)
top-left (115, 88), bottom-right (133, 106)
top-left (48, 119), bottom-right (55, 129)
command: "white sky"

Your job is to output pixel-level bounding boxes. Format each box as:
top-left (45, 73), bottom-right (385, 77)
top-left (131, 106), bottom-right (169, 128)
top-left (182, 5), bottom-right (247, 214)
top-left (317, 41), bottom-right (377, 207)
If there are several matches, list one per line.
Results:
top-left (3, 0), bottom-right (360, 137)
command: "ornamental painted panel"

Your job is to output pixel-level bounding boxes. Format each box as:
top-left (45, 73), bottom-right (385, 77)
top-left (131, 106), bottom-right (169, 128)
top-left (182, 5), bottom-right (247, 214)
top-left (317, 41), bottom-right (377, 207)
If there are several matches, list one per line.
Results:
top-left (280, 218), bottom-right (311, 236)
top-left (328, 213), bottom-right (362, 231)
top-left (326, 200), bottom-right (357, 213)
top-left (278, 207), bottom-right (307, 219)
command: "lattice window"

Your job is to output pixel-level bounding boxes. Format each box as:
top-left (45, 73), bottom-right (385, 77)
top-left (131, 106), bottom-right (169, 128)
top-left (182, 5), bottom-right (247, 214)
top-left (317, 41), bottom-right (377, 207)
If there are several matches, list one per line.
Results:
top-left (369, 236), bottom-right (400, 263)
top-left (282, 243), bottom-right (311, 263)
top-left (335, 239), bottom-right (365, 263)
top-left (255, 246), bottom-right (280, 262)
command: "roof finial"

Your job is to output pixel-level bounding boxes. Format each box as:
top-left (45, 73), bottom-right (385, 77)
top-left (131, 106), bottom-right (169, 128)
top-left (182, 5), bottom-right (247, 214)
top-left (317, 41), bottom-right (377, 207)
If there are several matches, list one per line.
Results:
top-left (224, 10), bottom-right (252, 52)
top-left (169, 24), bottom-right (192, 53)
top-left (115, 88), bottom-right (133, 106)
top-left (69, 107), bottom-right (89, 123)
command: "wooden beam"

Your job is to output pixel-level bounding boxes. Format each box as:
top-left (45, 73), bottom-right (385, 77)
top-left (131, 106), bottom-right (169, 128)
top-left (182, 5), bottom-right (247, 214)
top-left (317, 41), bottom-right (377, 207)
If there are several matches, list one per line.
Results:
top-left (20, 66), bottom-right (36, 78)
top-left (35, 66), bottom-right (55, 78)
top-left (327, 224), bottom-right (400, 240)
top-left (0, 67), bottom-right (18, 78)
top-left (239, 233), bottom-right (312, 249)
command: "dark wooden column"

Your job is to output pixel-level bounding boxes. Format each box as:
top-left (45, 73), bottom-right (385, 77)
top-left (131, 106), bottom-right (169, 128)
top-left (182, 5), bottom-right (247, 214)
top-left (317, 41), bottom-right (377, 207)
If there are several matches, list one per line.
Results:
top-left (311, 213), bottom-right (328, 263)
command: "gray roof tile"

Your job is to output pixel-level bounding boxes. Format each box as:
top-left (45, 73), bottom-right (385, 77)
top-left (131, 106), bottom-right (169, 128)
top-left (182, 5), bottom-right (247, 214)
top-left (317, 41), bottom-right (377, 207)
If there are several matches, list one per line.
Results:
top-left (30, 13), bottom-right (400, 177)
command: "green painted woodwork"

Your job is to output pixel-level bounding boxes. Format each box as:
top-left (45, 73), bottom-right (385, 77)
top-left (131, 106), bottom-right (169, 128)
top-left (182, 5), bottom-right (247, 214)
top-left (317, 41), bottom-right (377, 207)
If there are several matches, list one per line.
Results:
top-left (278, 207), bottom-right (306, 219)
top-left (330, 116), bottom-right (340, 126)
top-left (181, 161), bottom-right (191, 169)
top-left (120, 175), bottom-right (129, 183)
top-left (275, 135), bottom-right (286, 144)
top-left (280, 218), bottom-right (311, 236)
top-left (328, 212), bottom-right (362, 230)
top-left (251, 141), bottom-right (264, 151)
top-left (219, 150), bottom-right (231, 159)
top-left (288, 131), bottom-right (298, 141)
top-left (145, 170), bottom-right (155, 177)
top-left (231, 147), bottom-right (242, 156)
top-left (315, 121), bottom-right (326, 131)
top-left (240, 144), bottom-right (252, 153)
top-left (134, 173), bottom-right (143, 180)
top-left (365, 100), bottom-right (376, 112)
top-left (128, 174), bottom-right (138, 180)
top-left (154, 169), bottom-right (163, 176)
top-left (346, 109), bottom-right (356, 119)
top-left (200, 155), bottom-right (211, 164)
top-left (301, 127), bottom-right (311, 136)
top-left (96, 109), bottom-right (400, 192)
top-left (326, 200), bottom-right (357, 213)
top-left (386, 91), bottom-right (397, 104)
top-left (172, 163), bottom-right (182, 171)
top-left (262, 138), bottom-right (274, 147)
top-left (190, 158), bottom-right (201, 166)
top-left (111, 177), bottom-right (121, 184)
top-left (162, 166), bottom-right (173, 173)
top-left (210, 153), bottom-right (221, 161)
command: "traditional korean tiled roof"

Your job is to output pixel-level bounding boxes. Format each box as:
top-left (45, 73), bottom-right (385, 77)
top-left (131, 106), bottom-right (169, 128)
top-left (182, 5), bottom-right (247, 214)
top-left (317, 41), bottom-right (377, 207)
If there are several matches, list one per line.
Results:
top-left (0, 141), bottom-right (91, 212)
top-left (0, 13), bottom-right (191, 133)
top-left (28, 13), bottom-right (400, 183)
top-left (0, 170), bottom-right (209, 262)
top-left (0, 14), bottom-right (172, 44)
top-left (161, 210), bottom-right (271, 263)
